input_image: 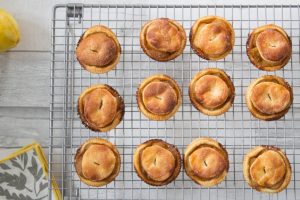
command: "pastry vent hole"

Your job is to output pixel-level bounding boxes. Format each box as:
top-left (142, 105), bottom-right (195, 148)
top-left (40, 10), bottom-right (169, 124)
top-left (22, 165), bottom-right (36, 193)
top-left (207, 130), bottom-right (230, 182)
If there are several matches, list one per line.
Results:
top-left (93, 162), bottom-right (100, 166)
top-left (155, 96), bottom-right (162, 100)
top-left (90, 48), bottom-right (98, 53)
top-left (204, 160), bottom-right (208, 167)
top-left (99, 99), bottom-right (103, 110)
top-left (153, 157), bottom-right (157, 166)
top-left (267, 93), bottom-right (272, 101)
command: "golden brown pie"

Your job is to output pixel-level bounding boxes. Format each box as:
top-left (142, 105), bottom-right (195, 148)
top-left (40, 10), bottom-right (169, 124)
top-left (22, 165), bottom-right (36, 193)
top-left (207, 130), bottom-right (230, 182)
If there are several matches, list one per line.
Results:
top-left (140, 18), bottom-right (186, 61)
top-left (133, 139), bottom-right (181, 186)
top-left (74, 138), bottom-right (121, 187)
top-left (189, 16), bottom-right (235, 60)
top-left (246, 75), bottom-right (293, 121)
top-left (247, 24), bottom-right (292, 71)
top-left (78, 84), bottom-right (125, 132)
top-left (76, 25), bottom-right (121, 74)
top-left (243, 146), bottom-right (291, 193)
top-left (136, 74), bottom-right (182, 120)
top-left (189, 68), bottom-right (235, 116)
top-left (184, 137), bottom-right (229, 187)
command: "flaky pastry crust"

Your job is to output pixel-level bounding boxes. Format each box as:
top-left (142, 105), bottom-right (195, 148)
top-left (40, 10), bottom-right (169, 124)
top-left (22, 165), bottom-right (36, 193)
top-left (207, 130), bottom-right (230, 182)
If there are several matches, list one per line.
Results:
top-left (78, 84), bottom-right (125, 132)
top-left (243, 146), bottom-right (291, 193)
top-left (75, 138), bottom-right (121, 187)
top-left (133, 139), bottom-right (181, 186)
top-left (246, 24), bottom-right (292, 71)
top-left (76, 25), bottom-right (121, 74)
top-left (184, 137), bottom-right (229, 187)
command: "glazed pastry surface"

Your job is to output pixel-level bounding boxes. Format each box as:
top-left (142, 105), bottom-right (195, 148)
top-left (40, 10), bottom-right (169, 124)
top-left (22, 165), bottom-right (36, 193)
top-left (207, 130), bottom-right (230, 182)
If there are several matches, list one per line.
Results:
top-left (133, 139), bottom-right (181, 186)
top-left (189, 68), bottom-right (235, 116)
top-left (76, 25), bottom-right (121, 74)
top-left (184, 138), bottom-right (229, 187)
top-left (246, 75), bottom-right (293, 120)
top-left (78, 84), bottom-right (125, 132)
top-left (137, 74), bottom-right (182, 120)
top-left (190, 16), bottom-right (235, 60)
top-left (140, 18), bottom-right (186, 61)
top-left (247, 24), bottom-right (291, 71)
top-left (75, 138), bottom-right (121, 187)
top-left (243, 146), bottom-right (291, 193)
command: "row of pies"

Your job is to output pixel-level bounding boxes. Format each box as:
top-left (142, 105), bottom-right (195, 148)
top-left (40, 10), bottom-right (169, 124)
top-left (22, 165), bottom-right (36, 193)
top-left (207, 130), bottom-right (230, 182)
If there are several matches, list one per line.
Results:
top-left (76, 16), bottom-right (292, 72)
top-left (78, 69), bottom-right (293, 132)
top-left (74, 137), bottom-right (291, 193)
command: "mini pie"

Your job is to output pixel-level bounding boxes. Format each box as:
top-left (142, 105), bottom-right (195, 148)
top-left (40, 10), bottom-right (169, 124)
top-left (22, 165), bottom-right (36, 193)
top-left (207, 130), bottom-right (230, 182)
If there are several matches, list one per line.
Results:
top-left (78, 84), bottom-right (125, 132)
top-left (189, 68), bottom-right (235, 116)
top-left (189, 16), bottom-right (235, 60)
top-left (133, 139), bottom-right (181, 186)
top-left (243, 146), bottom-right (291, 193)
top-left (76, 25), bottom-right (121, 74)
top-left (247, 24), bottom-right (292, 71)
top-left (246, 75), bottom-right (293, 121)
top-left (74, 138), bottom-right (121, 187)
top-left (140, 18), bottom-right (186, 61)
top-left (136, 74), bottom-right (182, 120)
top-left (184, 137), bottom-right (229, 187)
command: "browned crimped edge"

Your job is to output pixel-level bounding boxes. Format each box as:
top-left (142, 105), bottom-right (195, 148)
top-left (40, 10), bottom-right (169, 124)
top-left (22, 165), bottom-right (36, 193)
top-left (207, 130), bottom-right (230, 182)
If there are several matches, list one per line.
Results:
top-left (189, 16), bottom-right (235, 61)
top-left (245, 75), bottom-right (293, 121)
top-left (74, 138), bottom-right (121, 187)
top-left (136, 74), bottom-right (182, 120)
top-left (78, 84), bottom-right (125, 132)
top-left (76, 25), bottom-right (121, 74)
top-left (188, 68), bottom-right (235, 116)
top-left (140, 18), bottom-right (187, 61)
top-left (243, 145), bottom-right (291, 193)
top-left (133, 139), bottom-right (181, 186)
top-left (246, 24), bottom-right (292, 71)
top-left (184, 137), bottom-right (229, 187)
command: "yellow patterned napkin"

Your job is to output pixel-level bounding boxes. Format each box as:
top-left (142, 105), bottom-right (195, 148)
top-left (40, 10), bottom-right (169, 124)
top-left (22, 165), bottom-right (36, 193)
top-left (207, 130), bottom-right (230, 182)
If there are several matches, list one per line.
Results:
top-left (0, 143), bottom-right (61, 200)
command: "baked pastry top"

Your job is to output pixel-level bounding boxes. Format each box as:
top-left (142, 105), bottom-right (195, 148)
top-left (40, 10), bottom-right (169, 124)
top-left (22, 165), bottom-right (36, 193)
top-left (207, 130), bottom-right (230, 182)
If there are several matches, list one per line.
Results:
top-left (140, 18), bottom-right (186, 61)
top-left (133, 139), bottom-right (181, 186)
top-left (189, 16), bottom-right (235, 60)
top-left (75, 138), bottom-right (121, 187)
top-left (76, 25), bottom-right (121, 74)
top-left (243, 146), bottom-right (291, 193)
top-left (137, 74), bottom-right (182, 120)
top-left (78, 84), bottom-right (125, 132)
top-left (246, 75), bottom-right (293, 121)
top-left (189, 68), bottom-right (235, 116)
top-left (247, 24), bottom-right (292, 71)
top-left (184, 137), bottom-right (229, 187)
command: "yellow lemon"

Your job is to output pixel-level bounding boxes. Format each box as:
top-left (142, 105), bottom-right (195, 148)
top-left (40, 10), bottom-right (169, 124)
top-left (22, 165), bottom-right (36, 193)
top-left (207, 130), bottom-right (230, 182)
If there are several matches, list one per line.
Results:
top-left (0, 8), bottom-right (20, 52)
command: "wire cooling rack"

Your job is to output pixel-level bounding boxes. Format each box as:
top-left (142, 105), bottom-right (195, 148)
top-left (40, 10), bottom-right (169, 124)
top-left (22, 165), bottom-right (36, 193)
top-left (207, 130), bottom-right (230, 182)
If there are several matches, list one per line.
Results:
top-left (49, 4), bottom-right (300, 200)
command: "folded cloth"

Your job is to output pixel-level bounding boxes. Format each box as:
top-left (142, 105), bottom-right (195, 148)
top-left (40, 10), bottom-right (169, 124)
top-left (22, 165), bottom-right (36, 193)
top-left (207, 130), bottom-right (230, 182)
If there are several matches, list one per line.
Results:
top-left (0, 143), bottom-right (61, 200)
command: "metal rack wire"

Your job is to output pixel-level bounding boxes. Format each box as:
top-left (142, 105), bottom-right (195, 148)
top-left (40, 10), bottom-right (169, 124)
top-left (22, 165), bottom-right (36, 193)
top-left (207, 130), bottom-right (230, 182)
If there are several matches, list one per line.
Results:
top-left (49, 4), bottom-right (300, 200)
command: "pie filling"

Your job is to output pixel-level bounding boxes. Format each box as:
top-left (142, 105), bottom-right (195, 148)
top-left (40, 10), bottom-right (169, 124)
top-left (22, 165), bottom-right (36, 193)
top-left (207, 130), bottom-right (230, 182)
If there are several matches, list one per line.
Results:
top-left (82, 88), bottom-right (118, 128)
top-left (194, 75), bottom-right (230, 109)
top-left (141, 145), bottom-right (176, 181)
top-left (142, 81), bottom-right (178, 115)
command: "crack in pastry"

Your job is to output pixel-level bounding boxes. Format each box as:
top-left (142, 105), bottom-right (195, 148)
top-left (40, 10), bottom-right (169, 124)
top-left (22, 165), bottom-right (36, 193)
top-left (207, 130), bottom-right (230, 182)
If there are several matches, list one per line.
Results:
top-left (137, 74), bottom-right (182, 120)
top-left (246, 75), bottom-right (293, 120)
top-left (75, 138), bottom-right (121, 187)
top-left (246, 24), bottom-right (292, 71)
top-left (133, 139), bottom-right (181, 186)
top-left (189, 68), bottom-right (235, 116)
top-left (189, 16), bottom-right (235, 60)
top-left (184, 138), bottom-right (229, 187)
top-left (140, 18), bottom-right (186, 61)
top-left (78, 84), bottom-right (125, 132)
top-left (76, 25), bottom-right (121, 74)
top-left (243, 146), bottom-right (291, 193)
